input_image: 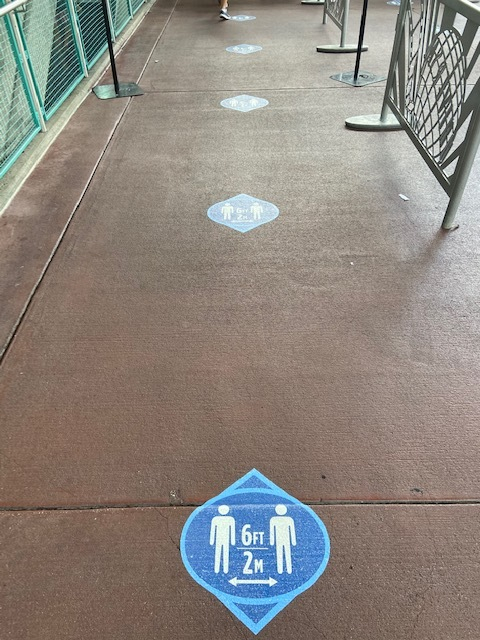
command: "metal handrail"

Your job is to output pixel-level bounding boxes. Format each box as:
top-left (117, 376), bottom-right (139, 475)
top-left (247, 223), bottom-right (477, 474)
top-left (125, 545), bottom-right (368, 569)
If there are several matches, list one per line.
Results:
top-left (0, 0), bottom-right (28, 18)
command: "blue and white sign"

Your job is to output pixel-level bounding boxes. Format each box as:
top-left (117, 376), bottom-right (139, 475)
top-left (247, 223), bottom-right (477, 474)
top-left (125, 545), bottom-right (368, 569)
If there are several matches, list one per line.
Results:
top-left (221, 95), bottom-right (269, 112)
top-left (207, 194), bottom-right (279, 233)
top-left (181, 470), bottom-right (330, 634)
top-left (231, 15), bottom-right (256, 21)
top-left (226, 44), bottom-right (262, 55)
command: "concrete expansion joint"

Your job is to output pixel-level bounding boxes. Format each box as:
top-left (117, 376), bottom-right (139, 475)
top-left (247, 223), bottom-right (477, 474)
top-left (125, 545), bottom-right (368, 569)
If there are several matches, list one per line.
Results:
top-left (1, 499), bottom-right (480, 513)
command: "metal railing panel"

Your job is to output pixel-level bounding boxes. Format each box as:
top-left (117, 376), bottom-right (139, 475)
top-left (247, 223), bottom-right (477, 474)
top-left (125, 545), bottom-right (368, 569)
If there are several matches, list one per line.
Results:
top-left (130, 0), bottom-right (144, 14)
top-left (346, 0), bottom-right (480, 228)
top-left (75, 0), bottom-right (109, 68)
top-left (324, 0), bottom-right (346, 31)
top-left (14, 0), bottom-right (85, 118)
top-left (385, 0), bottom-right (480, 219)
top-left (0, 0), bottom-right (147, 179)
top-left (317, 0), bottom-right (365, 52)
top-left (110, 0), bottom-right (131, 35)
top-left (0, 11), bottom-right (41, 178)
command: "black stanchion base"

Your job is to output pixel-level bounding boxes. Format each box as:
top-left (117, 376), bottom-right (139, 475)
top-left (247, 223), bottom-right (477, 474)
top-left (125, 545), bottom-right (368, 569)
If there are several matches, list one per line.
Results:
top-left (330, 71), bottom-right (386, 87)
top-left (93, 82), bottom-right (144, 99)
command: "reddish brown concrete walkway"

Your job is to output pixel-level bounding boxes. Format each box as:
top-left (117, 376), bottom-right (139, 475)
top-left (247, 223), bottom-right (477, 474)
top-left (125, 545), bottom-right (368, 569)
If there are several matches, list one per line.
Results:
top-left (1, 0), bottom-right (480, 638)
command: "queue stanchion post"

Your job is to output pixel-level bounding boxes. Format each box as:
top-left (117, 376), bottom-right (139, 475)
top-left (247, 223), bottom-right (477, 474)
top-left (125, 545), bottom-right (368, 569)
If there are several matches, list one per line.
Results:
top-left (330, 0), bottom-right (385, 86)
top-left (93, 0), bottom-right (144, 99)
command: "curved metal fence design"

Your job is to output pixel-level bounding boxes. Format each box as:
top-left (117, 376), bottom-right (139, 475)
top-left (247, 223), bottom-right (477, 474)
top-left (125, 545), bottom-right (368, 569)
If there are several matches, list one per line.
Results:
top-left (346, 0), bottom-right (480, 229)
top-left (0, 0), bottom-right (147, 179)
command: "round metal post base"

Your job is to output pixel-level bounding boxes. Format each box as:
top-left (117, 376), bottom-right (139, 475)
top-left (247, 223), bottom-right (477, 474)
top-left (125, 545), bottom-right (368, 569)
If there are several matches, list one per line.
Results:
top-left (93, 82), bottom-right (144, 99)
top-left (317, 44), bottom-right (368, 53)
top-left (345, 113), bottom-right (402, 130)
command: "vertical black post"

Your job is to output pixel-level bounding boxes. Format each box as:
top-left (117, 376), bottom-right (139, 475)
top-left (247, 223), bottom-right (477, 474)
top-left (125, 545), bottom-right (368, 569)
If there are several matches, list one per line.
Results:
top-left (101, 0), bottom-right (120, 95)
top-left (353, 0), bottom-right (369, 83)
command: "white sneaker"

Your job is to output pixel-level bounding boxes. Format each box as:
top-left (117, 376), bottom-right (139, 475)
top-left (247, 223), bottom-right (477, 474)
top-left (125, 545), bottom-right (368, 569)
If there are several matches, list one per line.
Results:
top-left (220, 9), bottom-right (231, 19)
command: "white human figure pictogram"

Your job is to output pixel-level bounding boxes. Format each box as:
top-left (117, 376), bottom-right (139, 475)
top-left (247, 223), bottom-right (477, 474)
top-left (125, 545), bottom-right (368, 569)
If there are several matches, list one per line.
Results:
top-left (230, 99), bottom-right (239, 108)
top-left (210, 505), bottom-right (236, 574)
top-left (250, 202), bottom-right (263, 220)
top-left (222, 202), bottom-right (234, 220)
top-left (269, 504), bottom-right (296, 574)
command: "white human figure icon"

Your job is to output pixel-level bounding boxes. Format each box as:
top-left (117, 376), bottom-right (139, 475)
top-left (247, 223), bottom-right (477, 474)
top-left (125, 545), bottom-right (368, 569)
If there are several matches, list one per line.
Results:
top-left (222, 202), bottom-right (234, 220)
top-left (230, 99), bottom-right (238, 108)
top-left (250, 98), bottom-right (258, 108)
top-left (250, 202), bottom-right (263, 220)
top-left (210, 505), bottom-right (236, 574)
top-left (269, 505), bottom-right (296, 574)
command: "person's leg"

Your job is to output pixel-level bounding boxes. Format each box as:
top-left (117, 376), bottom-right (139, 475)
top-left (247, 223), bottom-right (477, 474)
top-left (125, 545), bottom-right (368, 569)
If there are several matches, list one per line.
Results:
top-left (219, 0), bottom-right (230, 19)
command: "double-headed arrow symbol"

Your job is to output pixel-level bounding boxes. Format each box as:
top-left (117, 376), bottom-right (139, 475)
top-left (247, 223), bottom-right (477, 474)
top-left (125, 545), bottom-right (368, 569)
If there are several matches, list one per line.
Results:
top-left (229, 577), bottom-right (278, 587)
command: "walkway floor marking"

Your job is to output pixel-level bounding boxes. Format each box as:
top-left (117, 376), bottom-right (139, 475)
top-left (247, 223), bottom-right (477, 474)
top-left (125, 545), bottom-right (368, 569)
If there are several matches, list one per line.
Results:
top-left (181, 469), bottom-right (330, 635)
top-left (226, 44), bottom-right (262, 55)
top-left (231, 15), bottom-right (256, 21)
top-left (207, 194), bottom-right (279, 233)
top-left (221, 95), bottom-right (269, 112)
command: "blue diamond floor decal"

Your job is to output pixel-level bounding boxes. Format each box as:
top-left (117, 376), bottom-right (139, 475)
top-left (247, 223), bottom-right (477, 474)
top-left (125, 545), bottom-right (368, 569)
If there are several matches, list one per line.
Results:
top-left (180, 470), bottom-right (330, 634)
top-left (221, 95), bottom-right (269, 112)
top-left (231, 14), bottom-right (256, 20)
top-left (207, 194), bottom-right (279, 233)
top-left (226, 44), bottom-right (262, 55)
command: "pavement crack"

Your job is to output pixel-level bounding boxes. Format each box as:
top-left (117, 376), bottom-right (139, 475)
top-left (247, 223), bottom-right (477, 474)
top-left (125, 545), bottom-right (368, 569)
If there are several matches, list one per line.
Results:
top-left (156, 510), bottom-right (180, 551)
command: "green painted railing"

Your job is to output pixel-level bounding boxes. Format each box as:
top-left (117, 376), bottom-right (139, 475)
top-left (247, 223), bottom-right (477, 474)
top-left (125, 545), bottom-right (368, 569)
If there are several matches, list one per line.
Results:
top-left (0, 0), bottom-right (146, 178)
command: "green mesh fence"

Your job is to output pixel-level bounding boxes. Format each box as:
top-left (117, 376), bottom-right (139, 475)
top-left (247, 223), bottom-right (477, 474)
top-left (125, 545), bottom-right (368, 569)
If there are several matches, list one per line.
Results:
top-left (75, 0), bottom-right (108, 68)
top-left (131, 0), bottom-right (145, 14)
top-left (0, 0), bottom-right (147, 180)
top-left (111, 0), bottom-right (131, 35)
top-left (15, 0), bottom-right (84, 118)
top-left (0, 13), bottom-right (41, 178)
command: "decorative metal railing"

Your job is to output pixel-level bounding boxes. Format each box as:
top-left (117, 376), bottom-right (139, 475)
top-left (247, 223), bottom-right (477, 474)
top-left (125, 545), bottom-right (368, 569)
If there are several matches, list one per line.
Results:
top-left (346, 0), bottom-right (480, 229)
top-left (317, 0), bottom-right (367, 52)
top-left (0, 0), bottom-right (147, 179)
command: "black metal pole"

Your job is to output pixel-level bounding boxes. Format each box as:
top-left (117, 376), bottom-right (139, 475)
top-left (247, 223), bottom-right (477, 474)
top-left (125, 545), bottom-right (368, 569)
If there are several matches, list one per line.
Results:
top-left (353, 0), bottom-right (369, 83)
top-left (101, 0), bottom-right (120, 95)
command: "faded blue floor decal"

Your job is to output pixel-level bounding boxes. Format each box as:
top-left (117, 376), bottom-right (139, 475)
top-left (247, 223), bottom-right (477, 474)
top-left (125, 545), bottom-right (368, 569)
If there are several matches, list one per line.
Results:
top-left (231, 15), bottom-right (256, 20)
top-left (221, 95), bottom-right (268, 112)
top-left (207, 194), bottom-right (279, 233)
top-left (226, 44), bottom-right (262, 55)
top-left (181, 470), bottom-right (330, 635)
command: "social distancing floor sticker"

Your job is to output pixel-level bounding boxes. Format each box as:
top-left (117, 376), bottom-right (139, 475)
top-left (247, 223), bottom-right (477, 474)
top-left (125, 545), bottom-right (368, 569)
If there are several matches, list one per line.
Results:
top-left (221, 95), bottom-right (269, 112)
top-left (207, 194), bottom-right (279, 233)
top-left (181, 470), bottom-right (330, 634)
top-left (226, 44), bottom-right (263, 55)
